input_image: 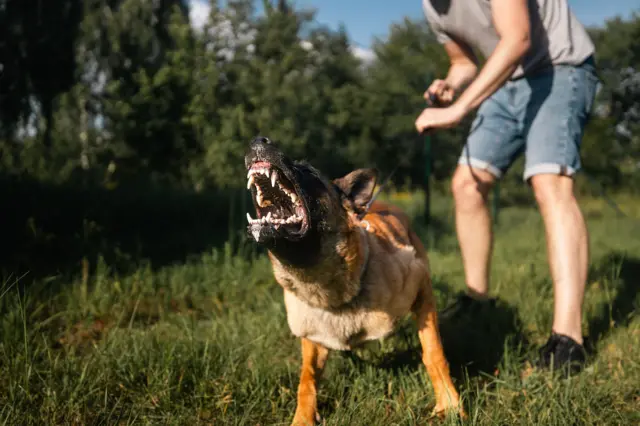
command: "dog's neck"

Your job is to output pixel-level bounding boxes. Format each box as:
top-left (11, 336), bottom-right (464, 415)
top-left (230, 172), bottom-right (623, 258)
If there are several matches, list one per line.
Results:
top-left (268, 222), bottom-right (369, 310)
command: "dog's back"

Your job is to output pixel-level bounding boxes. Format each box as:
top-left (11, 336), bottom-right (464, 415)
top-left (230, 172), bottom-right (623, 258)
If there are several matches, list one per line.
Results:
top-left (362, 200), bottom-right (428, 260)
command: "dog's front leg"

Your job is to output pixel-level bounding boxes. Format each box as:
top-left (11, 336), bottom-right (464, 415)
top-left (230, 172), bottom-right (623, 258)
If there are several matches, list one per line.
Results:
top-left (413, 284), bottom-right (466, 419)
top-left (291, 337), bottom-right (330, 426)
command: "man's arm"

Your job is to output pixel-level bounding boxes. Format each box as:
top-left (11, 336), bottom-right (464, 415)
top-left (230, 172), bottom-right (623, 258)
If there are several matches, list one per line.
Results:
top-left (443, 38), bottom-right (479, 92)
top-left (453, 0), bottom-right (531, 113)
top-left (425, 38), bottom-right (478, 104)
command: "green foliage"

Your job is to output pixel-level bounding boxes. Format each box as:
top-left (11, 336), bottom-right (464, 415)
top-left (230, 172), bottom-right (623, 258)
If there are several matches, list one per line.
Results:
top-left (0, 0), bottom-right (83, 142)
top-left (1, 1), bottom-right (638, 195)
top-left (586, 12), bottom-right (640, 183)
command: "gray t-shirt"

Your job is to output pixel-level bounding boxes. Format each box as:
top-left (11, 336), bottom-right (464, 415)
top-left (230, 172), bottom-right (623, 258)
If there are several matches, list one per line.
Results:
top-left (422, 0), bottom-right (595, 79)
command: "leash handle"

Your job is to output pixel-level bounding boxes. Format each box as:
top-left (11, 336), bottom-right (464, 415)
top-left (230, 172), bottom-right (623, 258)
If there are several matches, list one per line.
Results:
top-left (425, 91), bottom-right (439, 107)
top-left (420, 90), bottom-right (444, 136)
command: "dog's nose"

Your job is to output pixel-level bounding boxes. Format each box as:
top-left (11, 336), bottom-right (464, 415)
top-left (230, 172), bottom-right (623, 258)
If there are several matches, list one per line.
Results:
top-left (246, 136), bottom-right (275, 167)
top-left (249, 136), bottom-right (272, 153)
top-left (252, 136), bottom-right (271, 145)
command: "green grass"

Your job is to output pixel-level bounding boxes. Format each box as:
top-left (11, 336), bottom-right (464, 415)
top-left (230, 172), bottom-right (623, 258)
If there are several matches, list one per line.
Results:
top-left (1, 192), bottom-right (639, 425)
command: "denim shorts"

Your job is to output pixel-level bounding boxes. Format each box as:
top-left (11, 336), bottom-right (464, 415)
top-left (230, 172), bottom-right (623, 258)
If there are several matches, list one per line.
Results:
top-left (459, 56), bottom-right (601, 181)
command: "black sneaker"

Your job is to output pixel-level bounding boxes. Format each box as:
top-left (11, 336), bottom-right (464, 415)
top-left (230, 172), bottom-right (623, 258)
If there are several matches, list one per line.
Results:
top-left (536, 332), bottom-right (587, 376)
top-left (439, 292), bottom-right (497, 321)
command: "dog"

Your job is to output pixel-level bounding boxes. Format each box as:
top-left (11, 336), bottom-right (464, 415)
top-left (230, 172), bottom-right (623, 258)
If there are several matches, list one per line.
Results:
top-left (244, 136), bottom-right (465, 425)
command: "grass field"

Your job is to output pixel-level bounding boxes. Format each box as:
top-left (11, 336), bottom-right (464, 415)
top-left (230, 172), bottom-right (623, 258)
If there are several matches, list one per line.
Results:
top-left (1, 191), bottom-right (639, 425)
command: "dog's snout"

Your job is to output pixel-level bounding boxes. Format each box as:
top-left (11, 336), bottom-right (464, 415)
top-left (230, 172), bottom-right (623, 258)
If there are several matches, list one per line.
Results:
top-left (246, 136), bottom-right (278, 168)
top-left (249, 136), bottom-right (274, 154)
top-left (255, 136), bottom-right (271, 145)
top-left (251, 136), bottom-right (273, 149)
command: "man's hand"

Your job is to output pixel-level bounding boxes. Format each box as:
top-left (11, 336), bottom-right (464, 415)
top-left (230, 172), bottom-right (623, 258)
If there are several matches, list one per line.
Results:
top-left (424, 79), bottom-right (456, 106)
top-left (415, 104), bottom-right (465, 134)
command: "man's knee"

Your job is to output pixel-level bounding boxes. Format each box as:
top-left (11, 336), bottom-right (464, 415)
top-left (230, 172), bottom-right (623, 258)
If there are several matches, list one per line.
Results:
top-left (530, 174), bottom-right (576, 208)
top-left (451, 165), bottom-right (496, 211)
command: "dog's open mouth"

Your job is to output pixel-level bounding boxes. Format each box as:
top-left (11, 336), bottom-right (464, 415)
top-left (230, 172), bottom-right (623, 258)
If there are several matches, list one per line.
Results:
top-left (246, 161), bottom-right (307, 233)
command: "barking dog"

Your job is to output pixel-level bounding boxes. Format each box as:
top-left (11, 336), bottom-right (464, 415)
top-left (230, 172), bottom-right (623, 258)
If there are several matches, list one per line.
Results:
top-left (245, 137), bottom-right (465, 425)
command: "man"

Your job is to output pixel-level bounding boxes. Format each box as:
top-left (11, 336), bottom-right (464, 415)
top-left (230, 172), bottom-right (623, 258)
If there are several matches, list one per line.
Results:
top-left (415, 0), bottom-right (600, 374)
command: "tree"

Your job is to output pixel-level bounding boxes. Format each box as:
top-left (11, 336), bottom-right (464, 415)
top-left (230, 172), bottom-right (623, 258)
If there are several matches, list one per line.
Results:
top-left (587, 12), bottom-right (640, 177)
top-left (0, 0), bottom-right (83, 146)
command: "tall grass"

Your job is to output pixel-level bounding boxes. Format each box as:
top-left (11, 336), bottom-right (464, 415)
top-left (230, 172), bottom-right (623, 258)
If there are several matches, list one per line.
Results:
top-left (1, 191), bottom-right (639, 425)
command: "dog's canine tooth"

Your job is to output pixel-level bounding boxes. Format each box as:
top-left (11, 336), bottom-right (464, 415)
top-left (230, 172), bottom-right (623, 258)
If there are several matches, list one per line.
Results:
top-left (247, 175), bottom-right (255, 190)
top-left (271, 170), bottom-right (277, 187)
top-left (290, 193), bottom-right (297, 203)
top-left (266, 212), bottom-right (272, 222)
top-left (246, 212), bottom-right (252, 223)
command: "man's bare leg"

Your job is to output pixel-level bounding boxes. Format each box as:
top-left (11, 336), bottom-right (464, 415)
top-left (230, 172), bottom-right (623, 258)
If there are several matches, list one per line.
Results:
top-left (451, 165), bottom-right (497, 299)
top-left (530, 174), bottom-right (588, 344)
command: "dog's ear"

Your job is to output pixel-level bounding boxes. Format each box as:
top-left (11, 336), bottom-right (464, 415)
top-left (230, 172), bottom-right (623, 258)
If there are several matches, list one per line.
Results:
top-left (333, 168), bottom-right (378, 211)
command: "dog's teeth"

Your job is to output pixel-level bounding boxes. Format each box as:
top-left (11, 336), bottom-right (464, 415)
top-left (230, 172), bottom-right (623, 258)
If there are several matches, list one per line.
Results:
top-left (246, 213), bottom-right (252, 223)
top-left (271, 170), bottom-right (277, 187)
top-left (290, 193), bottom-right (297, 203)
top-left (266, 212), bottom-right (272, 222)
top-left (247, 175), bottom-right (255, 190)
top-left (247, 169), bottom-right (252, 179)
top-left (257, 192), bottom-right (263, 206)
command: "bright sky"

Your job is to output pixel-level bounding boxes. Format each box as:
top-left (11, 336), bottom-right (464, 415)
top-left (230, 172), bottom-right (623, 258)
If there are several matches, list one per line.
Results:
top-left (290, 0), bottom-right (638, 47)
top-left (189, 0), bottom-right (638, 52)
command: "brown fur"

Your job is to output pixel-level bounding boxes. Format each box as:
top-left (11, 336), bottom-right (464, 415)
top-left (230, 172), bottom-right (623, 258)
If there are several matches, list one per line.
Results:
top-left (267, 199), bottom-right (466, 425)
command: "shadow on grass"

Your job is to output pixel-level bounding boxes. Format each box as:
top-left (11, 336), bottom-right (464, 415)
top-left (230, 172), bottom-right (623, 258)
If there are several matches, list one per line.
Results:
top-left (585, 251), bottom-right (640, 353)
top-left (438, 296), bottom-right (529, 381)
top-left (335, 281), bottom-right (528, 384)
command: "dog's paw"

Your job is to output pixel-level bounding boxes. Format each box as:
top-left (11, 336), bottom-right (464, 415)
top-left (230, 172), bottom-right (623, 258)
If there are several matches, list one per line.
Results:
top-left (290, 411), bottom-right (317, 426)
top-left (432, 403), bottom-right (467, 420)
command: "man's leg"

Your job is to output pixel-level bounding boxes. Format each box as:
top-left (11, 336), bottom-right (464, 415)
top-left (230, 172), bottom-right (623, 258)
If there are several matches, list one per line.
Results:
top-left (451, 165), bottom-right (496, 299)
top-left (530, 174), bottom-right (588, 345)
top-left (443, 86), bottom-right (524, 316)
top-left (521, 57), bottom-right (599, 373)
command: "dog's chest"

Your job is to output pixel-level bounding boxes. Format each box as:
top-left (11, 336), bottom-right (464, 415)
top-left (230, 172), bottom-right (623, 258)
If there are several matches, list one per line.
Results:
top-left (283, 291), bottom-right (400, 350)
top-left (282, 245), bottom-right (424, 351)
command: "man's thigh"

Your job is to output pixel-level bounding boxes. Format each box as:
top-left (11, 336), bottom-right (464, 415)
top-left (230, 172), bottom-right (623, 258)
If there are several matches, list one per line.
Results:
top-left (459, 87), bottom-right (524, 179)
top-left (521, 58), bottom-right (600, 182)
